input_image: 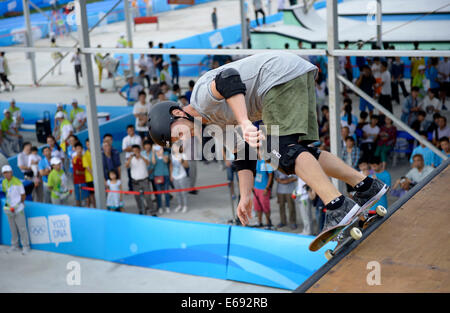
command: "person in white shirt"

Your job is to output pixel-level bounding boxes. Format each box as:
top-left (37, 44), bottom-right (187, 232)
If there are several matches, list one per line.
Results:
top-left (71, 48), bottom-right (82, 88)
top-left (170, 148), bottom-right (190, 213)
top-left (28, 146), bottom-right (43, 202)
top-left (0, 52), bottom-right (15, 91)
top-left (133, 91), bottom-right (150, 139)
top-left (17, 142), bottom-right (32, 178)
top-left (433, 115), bottom-right (450, 145)
top-left (2, 165), bottom-right (29, 255)
top-left (28, 147), bottom-right (42, 178)
top-left (253, 0), bottom-right (266, 26)
top-left (55, 111), bottom-right (74, 143)
top-left (125, 145), bottom-right (154, 215)
top-left (420, 89), bottom-right (441, 129)
top-left (406, 154), bottom-right (434, 184)
top-left (361, 114), bottom-right (380, 161)
top-left (371, 57), bottom-right (382, 97)
top-left (379, 61), bottom-right (392, 113)
top-left (122, 125), bottom-right (142, 191)
top-left (159, 62), bottom-right (172, 87)
top-left (138, 54), bottom-right (151, 88)
top-left (437, 57), bottom-right (449, 93)
top-left (294, 177), bottom-right (313, 235)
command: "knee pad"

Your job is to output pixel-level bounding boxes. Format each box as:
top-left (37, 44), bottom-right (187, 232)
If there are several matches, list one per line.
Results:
top-left (233, 159), bottom-right (257, 176)
top-left (278, 144), bottom-right (308, 175)
top-left (267, 135), bottom-right (321, 175)
top-left (306, 145), bottom-right (322, 160)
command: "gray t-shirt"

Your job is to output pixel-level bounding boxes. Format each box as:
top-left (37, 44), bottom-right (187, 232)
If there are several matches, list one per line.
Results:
top-left (275, 170), bottom-right (297, 194)
top-left (190, 52), bottom-right (317, 129)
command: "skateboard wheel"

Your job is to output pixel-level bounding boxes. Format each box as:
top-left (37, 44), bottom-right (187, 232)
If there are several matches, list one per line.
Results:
top-left (325, 249), bottom-right (334, 260)
top-left (376, 205), bottom-right (387, 217)
top-left (350, 227), bottom-right (363, 240)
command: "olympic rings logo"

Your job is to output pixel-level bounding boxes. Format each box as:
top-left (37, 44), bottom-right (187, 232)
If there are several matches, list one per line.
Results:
top-left (30, 225), bottom-right (47, 236)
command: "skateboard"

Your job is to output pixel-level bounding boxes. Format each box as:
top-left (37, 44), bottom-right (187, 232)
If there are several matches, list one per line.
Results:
top-left (309, 205), bottom-right (387, 260)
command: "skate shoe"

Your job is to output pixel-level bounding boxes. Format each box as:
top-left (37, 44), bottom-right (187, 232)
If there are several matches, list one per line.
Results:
top-left (353, 178), bottom-right (389, 213)
top-left (323, 197), bottom-right (360, 231)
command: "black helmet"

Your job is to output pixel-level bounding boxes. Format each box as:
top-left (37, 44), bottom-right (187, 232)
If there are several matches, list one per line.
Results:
top-left (148, 101), bottom-right (180, 147)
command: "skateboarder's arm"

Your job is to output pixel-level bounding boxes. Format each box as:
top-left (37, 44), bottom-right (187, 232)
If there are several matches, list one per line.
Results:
top-left (210, 80), bottom-right (261, 148)
top-left (236, 169), bottom-right (254, 225)
top-left (227, 94), bottom-right (263, 148)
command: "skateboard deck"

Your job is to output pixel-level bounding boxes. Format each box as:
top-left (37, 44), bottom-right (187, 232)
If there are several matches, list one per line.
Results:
top-left (309, 205), bottom-right (387, 253)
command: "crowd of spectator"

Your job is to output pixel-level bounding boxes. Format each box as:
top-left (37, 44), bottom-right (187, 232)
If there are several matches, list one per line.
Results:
top-left (1, 40), bottom-right (449, 239)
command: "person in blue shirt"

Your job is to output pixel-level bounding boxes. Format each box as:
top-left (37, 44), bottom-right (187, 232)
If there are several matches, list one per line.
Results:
top-left (253, 159), bottom-right (274, 228)
top-left (118, 76), bottom-right (144, 106)
top-left (151, 144), bottom-right (171, 214)
top-left (428, 58), bottom-right (440, 94)
top-left (38, 146), bottom-right (52, 203)
top-left (368, 156), bottom-right (391, 213)
top-left (401, 87), bottom-right (420, 125)
top-left (410, 131), bottom-right (437, 167)
top-left (434, 136), bottom-right (450, 167)
top-left (102, 141), bottom-right (121, 180)
top-left (185, 80), bottom-right (195, 103)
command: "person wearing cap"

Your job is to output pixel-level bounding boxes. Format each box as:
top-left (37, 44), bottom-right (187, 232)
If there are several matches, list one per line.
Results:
top-left (47, 157), bottom-right (70, 205)
top-left (119, 76), bottom-right (143, 106)
top-left (69, 99), bottom-right (87, 132)
top-left (159, 62), bottom-right (172, 88)
top-left (55, 111), bottom-right (74, 154)
top-left (116, 34), bottom-right (128, 48)
top-left (8, 99), bottom-right (23, 129)
top-left (1, 164), bottom-right (30, 255)
top-left (410, 53), bottom-right (425, 89)
top-left (38, 146), bottom-right (53, 203)
top-left (412, 64), bottom-right (427, 96)
top-left (1, 109), bottom-right (23, 156)
top-left (56, 103), bottom-right (68, 119)
top-left (53, 103), bottom-right (68, 139)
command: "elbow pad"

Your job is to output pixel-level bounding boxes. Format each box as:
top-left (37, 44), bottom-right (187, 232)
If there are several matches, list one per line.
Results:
top-left (214, 68), bottom-right (247, 99)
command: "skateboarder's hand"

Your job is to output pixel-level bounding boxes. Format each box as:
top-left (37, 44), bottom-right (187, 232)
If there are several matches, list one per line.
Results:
top-left (241, 120), bottom-right (263, 148)
top-left (236, 196), bottom-right (253, 226)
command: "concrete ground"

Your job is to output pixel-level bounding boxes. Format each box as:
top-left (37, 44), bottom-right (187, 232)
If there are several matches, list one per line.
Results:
top-left (0, 244), bottom-right (286, 293)
top-left (0, 0), bottom-right (436, 293)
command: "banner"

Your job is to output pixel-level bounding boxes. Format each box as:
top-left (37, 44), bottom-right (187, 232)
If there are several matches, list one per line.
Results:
top-left (167, 0), bottom-right (195, 4)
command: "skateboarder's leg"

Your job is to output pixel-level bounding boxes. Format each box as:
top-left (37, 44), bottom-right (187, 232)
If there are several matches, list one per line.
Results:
top-left (294, 151), bottom-right (341, 205)
top-left (316, 150), bottom-right (366, 187)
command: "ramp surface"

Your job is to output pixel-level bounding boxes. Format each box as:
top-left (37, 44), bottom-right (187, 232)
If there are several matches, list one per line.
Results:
top-left (296, 160), bottom-right (450, 293)
top-left (338, 0), bottom-right (450, 16)
top-left (256, 4), bottom-right (450, 44)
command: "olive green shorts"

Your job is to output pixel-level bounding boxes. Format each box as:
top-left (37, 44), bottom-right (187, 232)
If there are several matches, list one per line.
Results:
top-left (262, 71), bottom-right (319, 143)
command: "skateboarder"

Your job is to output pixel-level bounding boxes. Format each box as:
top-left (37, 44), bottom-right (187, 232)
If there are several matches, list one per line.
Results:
top-left (148, 51), bottom-right (388, 231)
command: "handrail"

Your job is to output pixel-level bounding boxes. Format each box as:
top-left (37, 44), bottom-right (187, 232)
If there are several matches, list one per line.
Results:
top-left (2, 47), bottom-right (449, 58)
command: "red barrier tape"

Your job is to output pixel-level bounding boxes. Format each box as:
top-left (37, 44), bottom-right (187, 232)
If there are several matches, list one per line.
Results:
top-left (81, 182), bottom-right (229, 195)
